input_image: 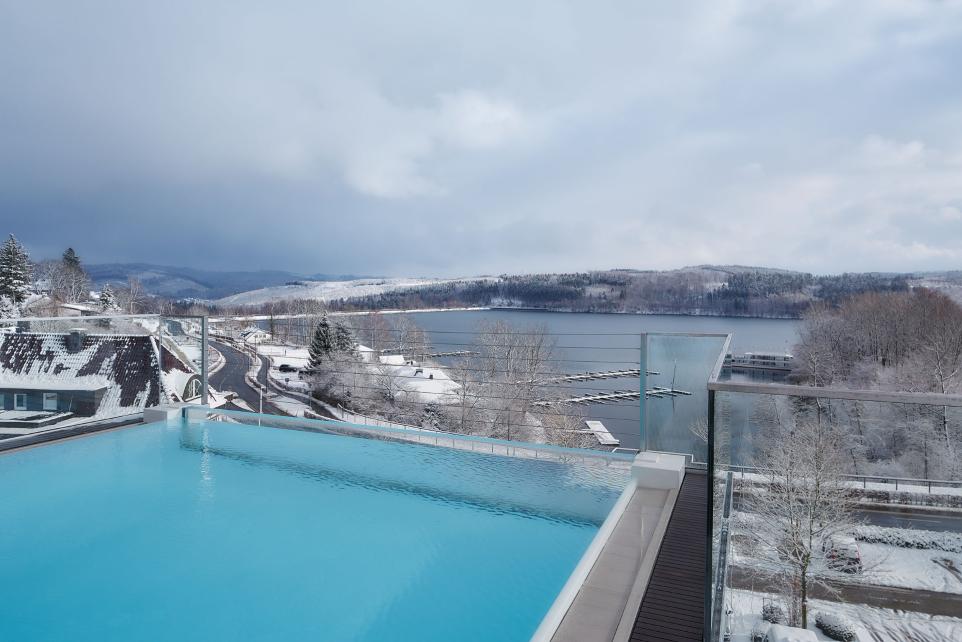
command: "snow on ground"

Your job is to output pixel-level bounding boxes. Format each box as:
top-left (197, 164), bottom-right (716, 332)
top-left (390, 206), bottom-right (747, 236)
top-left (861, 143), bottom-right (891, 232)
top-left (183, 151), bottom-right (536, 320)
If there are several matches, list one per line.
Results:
top-left (257, 344), bottom-right (309, 369)
top-left (859, 542), bottom-right (962, 594)
top-left (256, 343), bottom-right (460, 404)
top-left (214, 277), bottom-right (484, 307)
top-left (731, 511), bottom-right (962, 595)
top-left (726, 588), bottom-right (962, 642)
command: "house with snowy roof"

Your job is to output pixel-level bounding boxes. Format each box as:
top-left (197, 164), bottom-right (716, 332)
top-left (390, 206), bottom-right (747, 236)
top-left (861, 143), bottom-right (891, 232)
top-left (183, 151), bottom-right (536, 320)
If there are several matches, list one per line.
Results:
top-left (0, 329), bottom-right (216, 431)
top-left (239, 326), bottom-right (272, 344)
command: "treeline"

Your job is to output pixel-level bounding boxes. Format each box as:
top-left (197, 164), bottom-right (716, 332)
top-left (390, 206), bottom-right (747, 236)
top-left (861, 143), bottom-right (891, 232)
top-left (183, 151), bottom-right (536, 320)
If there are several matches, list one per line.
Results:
top-left (793, 288), bottom-right (962, 390)
top-left (789, 288), bottom-right (962, 480)
top-left (316, 269), bottom-right (911, 319)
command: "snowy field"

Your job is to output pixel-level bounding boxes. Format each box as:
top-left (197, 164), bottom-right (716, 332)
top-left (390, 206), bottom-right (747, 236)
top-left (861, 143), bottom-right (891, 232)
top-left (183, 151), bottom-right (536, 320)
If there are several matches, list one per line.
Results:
top-left (214, 277), bottom-right (486, 306)
top-left (726, 588), bottom-right (962, 642)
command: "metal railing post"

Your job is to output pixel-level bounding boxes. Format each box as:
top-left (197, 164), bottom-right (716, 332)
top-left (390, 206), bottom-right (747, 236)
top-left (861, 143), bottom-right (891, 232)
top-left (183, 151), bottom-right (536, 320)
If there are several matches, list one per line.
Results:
top-left (639, 332), bottom-right (647, 451)
top-left (201, 315), bottom-right (209, 406)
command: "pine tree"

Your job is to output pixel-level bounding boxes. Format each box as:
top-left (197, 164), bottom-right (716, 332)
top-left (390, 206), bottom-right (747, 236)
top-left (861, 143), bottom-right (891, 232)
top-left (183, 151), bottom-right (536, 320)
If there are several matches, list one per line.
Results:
top-left (62, 247), bottom-right (81, 270)
top-left (333, 321), bottom-right (356, 354)
top-left (0, 234), bottom-right (32, 305)
top-left (308, 316), bottom-right (335, 370)
top-left (99, 283), bottom-right (117, 311)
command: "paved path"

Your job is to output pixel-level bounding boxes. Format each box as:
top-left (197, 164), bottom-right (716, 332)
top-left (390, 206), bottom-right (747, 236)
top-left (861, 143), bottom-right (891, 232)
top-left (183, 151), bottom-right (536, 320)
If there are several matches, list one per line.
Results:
top-left (729, 566), bottom-right (962, 616)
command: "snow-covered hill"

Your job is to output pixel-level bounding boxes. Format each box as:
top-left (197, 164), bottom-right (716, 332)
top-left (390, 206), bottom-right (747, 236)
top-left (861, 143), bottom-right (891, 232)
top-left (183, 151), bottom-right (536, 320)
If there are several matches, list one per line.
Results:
top-left (215, 277), bottom-right (458, 307)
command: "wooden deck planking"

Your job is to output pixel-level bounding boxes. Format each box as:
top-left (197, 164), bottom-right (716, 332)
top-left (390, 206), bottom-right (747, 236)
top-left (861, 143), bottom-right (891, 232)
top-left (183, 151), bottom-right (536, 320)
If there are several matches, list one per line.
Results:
top-left (630, 470), bottom-right (708, 642)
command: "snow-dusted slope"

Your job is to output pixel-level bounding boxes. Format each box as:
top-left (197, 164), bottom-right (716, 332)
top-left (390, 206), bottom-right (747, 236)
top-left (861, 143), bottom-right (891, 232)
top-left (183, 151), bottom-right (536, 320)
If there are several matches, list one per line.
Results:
top-left (215, 277), bottom-right (456, 307)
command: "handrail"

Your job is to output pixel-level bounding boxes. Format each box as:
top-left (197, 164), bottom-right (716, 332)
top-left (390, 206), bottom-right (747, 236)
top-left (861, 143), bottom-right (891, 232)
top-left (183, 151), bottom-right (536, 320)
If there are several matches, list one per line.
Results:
top-left (721, 463), bottom-right (962, 491)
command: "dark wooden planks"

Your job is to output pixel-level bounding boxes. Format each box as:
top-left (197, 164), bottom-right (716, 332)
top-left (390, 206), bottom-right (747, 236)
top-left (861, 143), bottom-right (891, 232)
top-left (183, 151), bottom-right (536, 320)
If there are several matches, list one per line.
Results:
top-left (631, 470), bottom-right (708, 642)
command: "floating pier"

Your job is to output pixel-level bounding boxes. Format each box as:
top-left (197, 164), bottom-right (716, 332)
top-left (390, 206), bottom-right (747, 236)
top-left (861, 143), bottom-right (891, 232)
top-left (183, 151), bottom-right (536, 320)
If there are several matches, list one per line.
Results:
top-left (534, 386), bottom-right (691, 407)
top-left (535, 368), bottom-right (658, 384)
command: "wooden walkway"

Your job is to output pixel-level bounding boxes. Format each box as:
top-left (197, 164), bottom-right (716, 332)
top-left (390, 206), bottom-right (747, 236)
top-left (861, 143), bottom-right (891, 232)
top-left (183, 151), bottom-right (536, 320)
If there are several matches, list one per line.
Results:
top-left (630, 470), bottom-right (707, 642)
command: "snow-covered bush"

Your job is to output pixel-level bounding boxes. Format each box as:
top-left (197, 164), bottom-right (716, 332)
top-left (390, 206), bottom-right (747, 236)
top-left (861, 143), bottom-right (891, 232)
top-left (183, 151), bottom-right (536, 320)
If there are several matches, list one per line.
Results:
top-left (762, 602), bottom-right (786, 625)
top-left (0, 295), bottom-right (19, 319)
top-left (815, 612), bottom-right (856, 641)
top-left (855, 525), bottom-right (962, 553)
top-left (750, 622), bottom-right (769, 642)
top-left (860, 488), bottom-right (962, 509)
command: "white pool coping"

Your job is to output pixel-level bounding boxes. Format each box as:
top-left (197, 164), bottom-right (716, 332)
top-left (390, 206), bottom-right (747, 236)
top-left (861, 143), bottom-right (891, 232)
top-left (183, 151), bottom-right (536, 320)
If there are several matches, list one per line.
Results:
top-left (530, 480), bottom-right (638, 641)
top-left (532, 452), bottom-right (688, 642)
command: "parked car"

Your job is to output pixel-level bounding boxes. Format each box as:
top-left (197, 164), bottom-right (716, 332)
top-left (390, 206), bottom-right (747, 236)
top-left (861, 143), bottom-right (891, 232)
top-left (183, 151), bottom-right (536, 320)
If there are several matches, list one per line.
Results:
top-left (278, 363), bottom-right (298, 373)
top-left (762, 623), bottom-right (818, 642)
top-left (823, 534), bottom-right (863, 573)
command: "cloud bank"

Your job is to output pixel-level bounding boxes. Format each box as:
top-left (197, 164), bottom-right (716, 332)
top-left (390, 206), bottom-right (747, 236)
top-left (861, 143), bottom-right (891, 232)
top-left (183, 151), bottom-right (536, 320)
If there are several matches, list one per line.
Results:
top-left (1, 0), bottom-right (961, 275)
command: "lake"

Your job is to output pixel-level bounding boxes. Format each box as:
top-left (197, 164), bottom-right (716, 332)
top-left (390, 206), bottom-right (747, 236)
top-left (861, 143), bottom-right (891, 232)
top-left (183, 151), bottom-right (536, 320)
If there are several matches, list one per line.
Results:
top-left (389, 310), bottom-right (801, 454)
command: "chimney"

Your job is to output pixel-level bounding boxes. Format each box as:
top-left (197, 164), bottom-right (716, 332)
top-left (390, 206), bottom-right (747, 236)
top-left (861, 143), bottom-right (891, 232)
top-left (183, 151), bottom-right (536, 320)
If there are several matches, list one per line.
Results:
top-left (67, 329), bottom-right (88, 353)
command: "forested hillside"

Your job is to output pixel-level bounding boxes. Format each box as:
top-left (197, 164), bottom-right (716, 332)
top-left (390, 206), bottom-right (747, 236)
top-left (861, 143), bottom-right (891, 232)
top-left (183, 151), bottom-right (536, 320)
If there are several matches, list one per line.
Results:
top-left (324, 267), bottom-right (910, 318)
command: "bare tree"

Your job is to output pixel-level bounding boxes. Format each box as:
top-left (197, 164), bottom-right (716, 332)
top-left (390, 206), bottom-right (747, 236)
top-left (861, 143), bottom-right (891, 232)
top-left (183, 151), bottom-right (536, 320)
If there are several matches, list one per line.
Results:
top-left (393, 315), bottom-right (431, 362)
top-left (115, 277), bottom-right (146, 313)
top-left (542, 405), bottom-right (593, 450)
top-left (746, 420), bottom-right (858, 629)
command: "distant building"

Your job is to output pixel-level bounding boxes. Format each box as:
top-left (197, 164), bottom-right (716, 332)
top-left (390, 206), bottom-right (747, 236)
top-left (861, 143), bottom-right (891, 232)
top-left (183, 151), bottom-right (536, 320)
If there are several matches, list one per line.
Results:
top-left (239, 326), bottom-right (272, 344)
top-left (56, 302), bottom-right (101, 317)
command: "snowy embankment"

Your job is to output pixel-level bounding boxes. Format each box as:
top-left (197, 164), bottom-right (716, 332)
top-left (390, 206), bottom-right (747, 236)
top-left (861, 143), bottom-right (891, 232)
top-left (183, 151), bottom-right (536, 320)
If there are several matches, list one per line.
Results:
top-left (726, 588), bottom-right (962, 642)
top-left (214, 277), bottom-right (491, 307)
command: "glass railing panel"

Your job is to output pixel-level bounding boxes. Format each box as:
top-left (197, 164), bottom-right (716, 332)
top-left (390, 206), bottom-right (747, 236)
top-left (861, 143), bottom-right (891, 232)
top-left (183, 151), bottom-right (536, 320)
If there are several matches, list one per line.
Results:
top-left (709, 384), bottom-right (962, 641)
top-left (642, 332), bottom-right (728, 462)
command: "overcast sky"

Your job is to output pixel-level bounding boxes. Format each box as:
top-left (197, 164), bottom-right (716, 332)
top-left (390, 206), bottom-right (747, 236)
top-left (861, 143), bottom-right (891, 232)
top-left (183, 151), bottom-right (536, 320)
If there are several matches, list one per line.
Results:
top-left (2, 1), bottom-right (961, 277)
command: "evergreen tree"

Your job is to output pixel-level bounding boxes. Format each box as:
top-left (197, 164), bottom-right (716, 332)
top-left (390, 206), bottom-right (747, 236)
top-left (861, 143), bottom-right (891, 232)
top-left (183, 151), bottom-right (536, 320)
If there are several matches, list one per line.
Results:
top-left (62, 247), bottom-right (81, 270)
top-left (0, 234), bottom-right (32, 304)
top-left (308, 316), bottom-right (335, 369)
top-left (99, 283), bottom-right (117, 311)
top-left (333, 321), bottom-right (356, 354)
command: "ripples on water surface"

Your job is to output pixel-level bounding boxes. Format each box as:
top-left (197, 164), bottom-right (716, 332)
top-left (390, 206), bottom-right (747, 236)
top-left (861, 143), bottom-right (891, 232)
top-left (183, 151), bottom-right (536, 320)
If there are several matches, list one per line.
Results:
top-left (0, 419), bottom-right (631, 641)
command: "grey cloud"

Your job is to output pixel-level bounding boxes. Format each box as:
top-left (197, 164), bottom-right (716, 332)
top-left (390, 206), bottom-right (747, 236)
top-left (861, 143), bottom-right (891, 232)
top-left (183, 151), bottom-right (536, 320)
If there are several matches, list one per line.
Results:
top-left (1, 1), bottom-right (962, 276)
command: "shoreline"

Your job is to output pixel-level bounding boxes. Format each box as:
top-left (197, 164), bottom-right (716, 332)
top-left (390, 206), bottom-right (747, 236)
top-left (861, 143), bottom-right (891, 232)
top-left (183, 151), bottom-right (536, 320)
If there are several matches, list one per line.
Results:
top-left (213, 306), bottom-right (803, 323)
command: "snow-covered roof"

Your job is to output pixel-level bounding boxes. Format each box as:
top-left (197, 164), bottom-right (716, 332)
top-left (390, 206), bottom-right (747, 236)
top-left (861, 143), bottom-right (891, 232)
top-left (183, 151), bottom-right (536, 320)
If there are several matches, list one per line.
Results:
top-left (0, 380), bottom-right (107, 392)
top-left (0, 332), bottom-right (162, 417)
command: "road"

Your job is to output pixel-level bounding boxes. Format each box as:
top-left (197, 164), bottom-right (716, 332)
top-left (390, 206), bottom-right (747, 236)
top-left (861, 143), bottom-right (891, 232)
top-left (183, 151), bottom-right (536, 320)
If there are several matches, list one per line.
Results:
top-left (210, 339), bottom-right (333, 419)
top-left (734, 495), bottom-right (962, 534)
top-left (209, 339), bottom-right (269, 411)
top-left (857, 506), bottom-right (962, 533)
top-left (729, 566), bottom-right (962, 616)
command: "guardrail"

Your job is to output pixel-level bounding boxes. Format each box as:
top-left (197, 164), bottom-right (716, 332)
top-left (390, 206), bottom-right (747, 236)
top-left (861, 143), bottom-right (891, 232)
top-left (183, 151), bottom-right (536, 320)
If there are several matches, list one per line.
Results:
top-left (722, 463), bottom-right (962, 493)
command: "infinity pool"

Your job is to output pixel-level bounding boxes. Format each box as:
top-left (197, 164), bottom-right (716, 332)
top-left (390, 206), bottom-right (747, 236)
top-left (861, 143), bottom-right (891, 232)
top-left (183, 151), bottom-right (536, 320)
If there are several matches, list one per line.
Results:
top-left (0, 418), bottom-right (632, 641)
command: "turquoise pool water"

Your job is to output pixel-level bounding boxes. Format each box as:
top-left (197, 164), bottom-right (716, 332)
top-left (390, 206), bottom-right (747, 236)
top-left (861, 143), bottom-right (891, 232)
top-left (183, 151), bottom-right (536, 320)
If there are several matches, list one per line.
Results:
top-left (0, 419), bottom-right (632, 641)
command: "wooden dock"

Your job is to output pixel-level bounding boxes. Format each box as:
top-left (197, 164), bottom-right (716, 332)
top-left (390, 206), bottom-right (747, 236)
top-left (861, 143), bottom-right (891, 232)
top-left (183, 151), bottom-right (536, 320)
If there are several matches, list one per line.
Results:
top-left (536, 368), bottom-right (658, 384)
top-left (584, 420), bottom-right (620, 446)
top-left (534, 386), bottom-right (691, 407)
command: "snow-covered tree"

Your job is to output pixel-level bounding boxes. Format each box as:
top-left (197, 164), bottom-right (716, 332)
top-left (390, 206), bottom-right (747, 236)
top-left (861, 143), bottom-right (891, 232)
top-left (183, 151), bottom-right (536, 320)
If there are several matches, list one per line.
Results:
top-left (62, 247), bottom-right (81, 271)
top-left (0, 234), bottom-right (32, 304)
top-left (746, 420), bottom-right (857, 629)
top-left (308, 316), bottom-right (335, 370)
top-left (99, 283), bottom-right (118, 312)
top-left (333, 320), bottom-right (356, 354)
top-left (0, 295), bottom-right (19, 319)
